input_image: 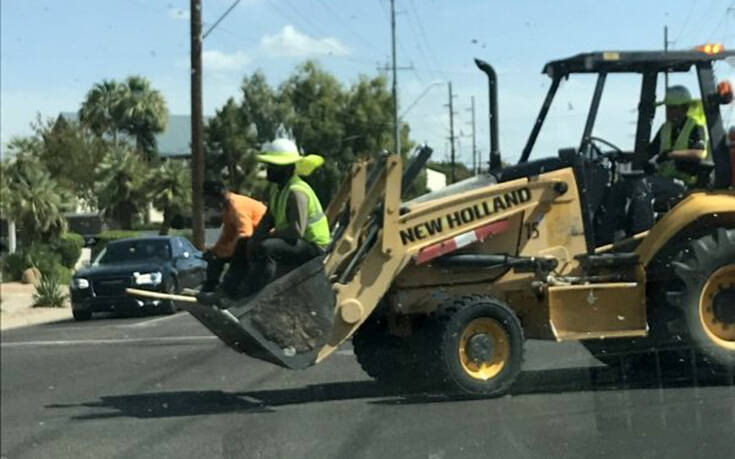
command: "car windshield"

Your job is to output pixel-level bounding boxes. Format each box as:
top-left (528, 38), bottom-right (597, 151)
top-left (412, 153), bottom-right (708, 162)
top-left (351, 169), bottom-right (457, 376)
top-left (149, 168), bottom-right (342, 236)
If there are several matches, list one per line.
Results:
top-left (98, 239), bottom-right (171, 264)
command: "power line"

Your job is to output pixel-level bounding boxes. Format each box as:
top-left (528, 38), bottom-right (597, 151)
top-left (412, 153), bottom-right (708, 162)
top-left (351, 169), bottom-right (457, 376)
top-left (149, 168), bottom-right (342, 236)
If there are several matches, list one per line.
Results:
top-left (674, 0), bottom-right (697, 44)
top-left (203, 0), bottom-right (242, 39)
top-left (264, 0), bottom-right (346, 57)
top-left (316, 0), bottom-right (375, 50)
top-left (408, 0), bottom-right (447, 81)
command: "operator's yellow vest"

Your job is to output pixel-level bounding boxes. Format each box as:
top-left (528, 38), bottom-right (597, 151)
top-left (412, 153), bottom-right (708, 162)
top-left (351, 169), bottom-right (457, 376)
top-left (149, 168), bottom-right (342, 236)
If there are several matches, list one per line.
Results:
top-left (269, 175), bottom-right (331, 248)
top-left (659, 114), bottom-right (709, 186)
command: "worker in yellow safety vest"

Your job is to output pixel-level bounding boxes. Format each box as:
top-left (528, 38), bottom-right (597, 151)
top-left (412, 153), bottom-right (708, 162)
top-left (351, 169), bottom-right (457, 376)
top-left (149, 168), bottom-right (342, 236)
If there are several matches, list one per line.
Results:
top-left (244, 138), bottom-right (331, 294)
top-left (197, 138), bottom-right (330, 307)
top-left (648, 85), bottom-right (709, 186)
top-left (596, 86), bottom-right (710, 245)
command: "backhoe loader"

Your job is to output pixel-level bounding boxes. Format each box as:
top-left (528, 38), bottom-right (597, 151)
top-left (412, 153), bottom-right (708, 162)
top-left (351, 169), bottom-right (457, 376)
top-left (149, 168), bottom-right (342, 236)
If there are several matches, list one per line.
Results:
top-left (129, 47), bottom-right (735, 395)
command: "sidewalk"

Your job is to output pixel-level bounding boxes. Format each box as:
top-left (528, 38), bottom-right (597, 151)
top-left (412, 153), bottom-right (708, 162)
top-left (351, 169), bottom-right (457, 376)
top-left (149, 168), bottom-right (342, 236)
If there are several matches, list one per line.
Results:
top-left (0, 282), bottom-right (72, 331)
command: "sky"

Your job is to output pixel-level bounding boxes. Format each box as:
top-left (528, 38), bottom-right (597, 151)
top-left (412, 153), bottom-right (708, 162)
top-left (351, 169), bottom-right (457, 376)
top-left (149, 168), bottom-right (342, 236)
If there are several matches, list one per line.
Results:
top-left (2, 0), bottom-right (734, 165)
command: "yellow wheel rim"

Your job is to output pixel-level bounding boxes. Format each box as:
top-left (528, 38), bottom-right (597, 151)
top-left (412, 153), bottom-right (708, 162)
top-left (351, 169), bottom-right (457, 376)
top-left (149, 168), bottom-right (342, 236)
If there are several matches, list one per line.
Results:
top-left (699, 264), bottom-right (735, 349)
top-left (458, 318), bottom-right (510, 381)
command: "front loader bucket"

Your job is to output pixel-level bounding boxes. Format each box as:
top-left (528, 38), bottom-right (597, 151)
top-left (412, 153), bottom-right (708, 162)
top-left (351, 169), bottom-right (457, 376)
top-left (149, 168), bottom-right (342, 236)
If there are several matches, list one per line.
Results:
top-left (183, 256), bottom-right (335, 369)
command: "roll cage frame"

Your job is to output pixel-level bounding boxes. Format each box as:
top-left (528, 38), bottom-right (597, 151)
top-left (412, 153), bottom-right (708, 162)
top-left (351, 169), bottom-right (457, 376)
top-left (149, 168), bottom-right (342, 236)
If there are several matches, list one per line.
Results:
top-left (518, 50), bottom-right (735, 189)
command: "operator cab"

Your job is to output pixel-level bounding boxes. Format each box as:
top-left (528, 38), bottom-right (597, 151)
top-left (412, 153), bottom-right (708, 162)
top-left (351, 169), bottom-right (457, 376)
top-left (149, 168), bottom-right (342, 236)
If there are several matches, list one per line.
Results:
top-left (497, 47), bottom-right (735, 250)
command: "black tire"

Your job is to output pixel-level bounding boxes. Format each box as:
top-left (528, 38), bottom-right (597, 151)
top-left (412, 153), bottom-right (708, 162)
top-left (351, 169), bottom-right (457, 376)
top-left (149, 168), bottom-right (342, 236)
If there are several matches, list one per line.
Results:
top-left (73, 310), bottom-right (92, 321)
top-left (352, 315), bottom-right (418, 389)
top-left (162, 278), bottom-right (179, 315)
top-left (668, 228), bottom-right (735, 368)
top-left (432, 295), bottom-right (524, 396)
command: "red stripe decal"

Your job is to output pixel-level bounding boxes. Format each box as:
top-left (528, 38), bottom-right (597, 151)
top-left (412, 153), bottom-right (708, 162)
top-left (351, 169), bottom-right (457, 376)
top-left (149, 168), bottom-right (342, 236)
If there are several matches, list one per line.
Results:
top-left (415, 219), bottom-right (509, 265)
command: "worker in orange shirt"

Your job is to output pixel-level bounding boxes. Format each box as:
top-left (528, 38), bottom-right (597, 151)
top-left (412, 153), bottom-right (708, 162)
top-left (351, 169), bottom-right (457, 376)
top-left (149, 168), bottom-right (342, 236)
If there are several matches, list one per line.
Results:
top-left (201, 180), bottom-right (267, 296)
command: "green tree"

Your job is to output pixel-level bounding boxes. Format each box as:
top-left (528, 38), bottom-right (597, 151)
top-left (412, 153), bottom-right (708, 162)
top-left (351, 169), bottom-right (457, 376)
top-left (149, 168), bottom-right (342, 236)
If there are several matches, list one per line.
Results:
top-left (79, 76), bottom-right (168, 160)
top-left (206, 62), bottom-right (413, 205)
top-left (39, 116), bottom-right (108, 206)
top-left (118, 75), bottom-right (168, 159)
top-left (2, 149), bottom-right (68, 242)
top-left (79, 79), bottom-right (126, 144)
top-left (279, 62), bottom-right (348, 202)
top-left (205, 98), bottom-right (260, 194)
top-left (240, 71), bottom-right (288, 143)
top-left (151, 160), bottom-right (191, 235)
top-left (95, 146), bottom-right (150, 230)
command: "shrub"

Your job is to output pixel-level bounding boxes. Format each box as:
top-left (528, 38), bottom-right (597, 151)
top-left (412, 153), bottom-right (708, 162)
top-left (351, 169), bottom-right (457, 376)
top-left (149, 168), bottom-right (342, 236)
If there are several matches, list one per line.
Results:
top-left (90, 230), bottom-right (140, 259)
top-left (33, 272), bottom-right (67, 308)
top-left (50, 233), bottom-right (84, 268)
top-left (0, 243), bottom-right (72, 283)
top-left (1, 252), bottom-right (27, 281)
top-left (25, 243), bottom-right (63, 277)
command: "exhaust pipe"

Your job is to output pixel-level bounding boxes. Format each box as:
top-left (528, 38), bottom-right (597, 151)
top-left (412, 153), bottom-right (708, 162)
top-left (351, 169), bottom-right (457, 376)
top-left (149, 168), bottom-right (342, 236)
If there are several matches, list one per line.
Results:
top-left (474, 59), bottom-right (501, 172)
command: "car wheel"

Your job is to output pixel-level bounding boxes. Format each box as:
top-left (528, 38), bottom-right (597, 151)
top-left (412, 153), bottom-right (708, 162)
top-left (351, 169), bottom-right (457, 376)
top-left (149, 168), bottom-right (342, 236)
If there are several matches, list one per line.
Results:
top-left (73, 310), bottom-right (92, 321)
top-left (163, 278), bottom-right (179, 315)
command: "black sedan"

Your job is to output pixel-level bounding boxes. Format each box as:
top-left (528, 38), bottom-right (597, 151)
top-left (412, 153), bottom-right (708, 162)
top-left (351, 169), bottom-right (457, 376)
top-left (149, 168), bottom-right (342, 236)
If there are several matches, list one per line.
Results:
top-left (70, 236), bottom-right (207, 320)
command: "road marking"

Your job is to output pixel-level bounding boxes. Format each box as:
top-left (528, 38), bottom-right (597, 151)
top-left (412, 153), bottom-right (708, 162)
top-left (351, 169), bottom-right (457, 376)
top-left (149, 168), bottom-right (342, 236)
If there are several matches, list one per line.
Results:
top-left (336, 349), bottom-right (354, 356)
top-left (123, 312), bottom-right (188, 328)
top-left (1, 336), bottom-right (218, 348)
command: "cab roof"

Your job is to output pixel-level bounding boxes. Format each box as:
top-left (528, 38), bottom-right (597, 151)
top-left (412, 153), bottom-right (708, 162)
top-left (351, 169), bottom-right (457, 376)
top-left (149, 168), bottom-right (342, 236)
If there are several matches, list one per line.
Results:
top-left (543, 49), bottom-right (735, 77)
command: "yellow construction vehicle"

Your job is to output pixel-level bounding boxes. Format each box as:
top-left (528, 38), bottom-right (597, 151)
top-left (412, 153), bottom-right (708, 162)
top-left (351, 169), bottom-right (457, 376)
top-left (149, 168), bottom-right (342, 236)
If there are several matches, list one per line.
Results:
top-left (130, 47), bottom-right (735, 395)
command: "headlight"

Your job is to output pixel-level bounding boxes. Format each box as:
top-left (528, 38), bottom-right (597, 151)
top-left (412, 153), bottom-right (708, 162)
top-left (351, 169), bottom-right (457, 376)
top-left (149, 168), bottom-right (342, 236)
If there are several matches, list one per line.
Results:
top-left (71, 278), bottom-right (89, 289)
top-left (133, 271), bottom-right (163, 286)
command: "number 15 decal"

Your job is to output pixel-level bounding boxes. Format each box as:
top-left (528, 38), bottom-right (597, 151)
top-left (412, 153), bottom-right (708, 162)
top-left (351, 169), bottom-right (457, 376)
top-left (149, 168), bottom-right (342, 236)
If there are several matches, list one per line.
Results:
top-left (525, 222), bottom-right (540, 240)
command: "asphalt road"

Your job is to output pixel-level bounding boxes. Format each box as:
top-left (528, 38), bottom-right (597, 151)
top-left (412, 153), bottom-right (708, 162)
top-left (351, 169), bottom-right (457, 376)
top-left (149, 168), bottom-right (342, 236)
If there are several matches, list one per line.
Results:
top-left (2, 311), bottom-right (734, 459)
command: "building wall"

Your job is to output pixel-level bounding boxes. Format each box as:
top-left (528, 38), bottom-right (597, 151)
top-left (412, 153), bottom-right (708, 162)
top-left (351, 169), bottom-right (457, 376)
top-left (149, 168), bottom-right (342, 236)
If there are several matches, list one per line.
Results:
top-left (426, 168), bottom-right (447, 192)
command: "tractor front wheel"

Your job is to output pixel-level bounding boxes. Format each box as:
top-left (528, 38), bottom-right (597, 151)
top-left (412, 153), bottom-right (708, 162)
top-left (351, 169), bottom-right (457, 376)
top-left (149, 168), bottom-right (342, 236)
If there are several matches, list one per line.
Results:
top-left (433, 295), bottom-right (524, 396)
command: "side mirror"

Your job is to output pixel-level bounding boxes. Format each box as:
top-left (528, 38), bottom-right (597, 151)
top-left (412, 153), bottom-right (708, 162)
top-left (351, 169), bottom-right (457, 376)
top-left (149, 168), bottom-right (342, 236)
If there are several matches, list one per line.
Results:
top-left (717, 81), bottom-right (733, 105)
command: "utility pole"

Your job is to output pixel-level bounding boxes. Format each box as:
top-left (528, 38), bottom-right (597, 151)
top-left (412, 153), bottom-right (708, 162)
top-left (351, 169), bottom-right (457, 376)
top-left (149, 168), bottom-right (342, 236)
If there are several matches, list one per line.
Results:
top-left (190, 0), bottom-right (205, 250)
top-left (446, 82), bottom-right (456, 183)
top-left (390, 0), bottom-right (399, 156)
top-left (664, 25), bottom-right (668, 89)
top-left (467, 96), bottom-right (477, 175)
top-left (377, 0), bottom-right (412, 154)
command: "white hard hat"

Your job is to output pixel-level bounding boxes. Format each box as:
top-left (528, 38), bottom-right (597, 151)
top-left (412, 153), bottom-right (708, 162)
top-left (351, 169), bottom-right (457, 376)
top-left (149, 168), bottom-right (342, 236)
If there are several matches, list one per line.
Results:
top-left (257, 137), bottom-right (324, 176)
top-left (664, 85), bottom-right (693, 106)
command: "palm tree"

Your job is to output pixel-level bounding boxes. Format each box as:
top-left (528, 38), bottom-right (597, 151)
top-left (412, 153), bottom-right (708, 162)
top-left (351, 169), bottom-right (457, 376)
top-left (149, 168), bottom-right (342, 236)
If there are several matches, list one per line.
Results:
top-left (151, 160), bottom-right (191, 235)
top-left (95, 146), bottom-right (150, 230)
top-left (119, 76), bottom-right (168, 160)
top-left (1, 160), bottom-right (19, 252)
top-left (79, 80), bottom-right (126, 144)
top-left (3, 157), bottom-right (68, 242)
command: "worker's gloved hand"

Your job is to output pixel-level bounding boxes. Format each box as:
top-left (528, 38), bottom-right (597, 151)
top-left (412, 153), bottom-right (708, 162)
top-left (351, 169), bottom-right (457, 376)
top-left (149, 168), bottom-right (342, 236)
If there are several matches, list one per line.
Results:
top-left (655, 151), bottom-right (671, 163)
top-left (642, 160), bottom-right (658, 175)
top-left (202, 250), bottom-right (216, 263)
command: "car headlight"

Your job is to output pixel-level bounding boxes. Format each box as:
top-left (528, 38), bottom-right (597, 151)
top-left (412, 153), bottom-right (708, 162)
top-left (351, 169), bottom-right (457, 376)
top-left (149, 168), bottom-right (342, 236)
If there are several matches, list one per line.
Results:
top-left (71, 278), bottom-right (89, 289)
top-left (133, 271), bottom-right (163, 286)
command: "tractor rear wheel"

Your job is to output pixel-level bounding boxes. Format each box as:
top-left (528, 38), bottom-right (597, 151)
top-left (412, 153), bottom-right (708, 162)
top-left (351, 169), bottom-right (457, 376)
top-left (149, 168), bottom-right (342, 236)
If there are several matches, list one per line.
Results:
top-left (668, 228), bottom-right (735, 368)
top-left (432, 295), bottom-right (524, 396)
